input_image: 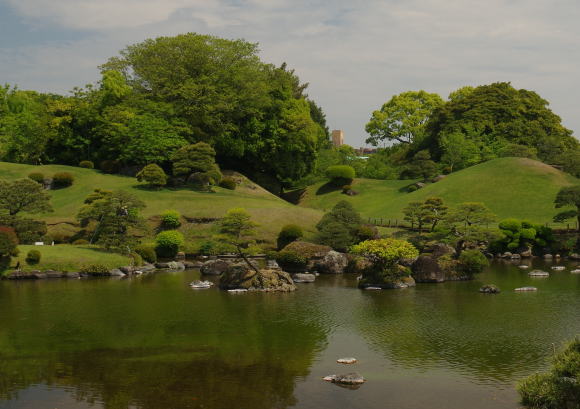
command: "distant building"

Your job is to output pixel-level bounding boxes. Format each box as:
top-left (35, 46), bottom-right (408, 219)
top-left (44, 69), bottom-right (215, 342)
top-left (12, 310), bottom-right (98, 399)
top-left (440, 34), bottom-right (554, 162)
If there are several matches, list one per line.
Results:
top-left (357, 147), bottom-right (378, 155)
top-left (331, 130), bottom-right (344, 147)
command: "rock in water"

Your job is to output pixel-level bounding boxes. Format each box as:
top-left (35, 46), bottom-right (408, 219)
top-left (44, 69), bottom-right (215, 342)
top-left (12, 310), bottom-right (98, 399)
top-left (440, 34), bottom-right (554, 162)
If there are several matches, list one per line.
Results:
top-left (529, 270), bottom-right (549, 277)
top-left (515, 287), bottom-right (538, 292)
top-left (200, 259), bottom-right (231, 275)
top-left (219, 263), bottom-right (296, 292)
top-left (571, 269), bottom-right (580, 274)
top-left (292, 273), bottom-right (316, 283)
top-left (323, 373), bottom-right (366, 385)
top-left (479, 284), bottom-right (500, 294)
top-left (337, 357), bottom-right (357, 364)
top-left (316, 250), bottom-right (348, 274)
top-left (551, 266), bottom-right (565, 271)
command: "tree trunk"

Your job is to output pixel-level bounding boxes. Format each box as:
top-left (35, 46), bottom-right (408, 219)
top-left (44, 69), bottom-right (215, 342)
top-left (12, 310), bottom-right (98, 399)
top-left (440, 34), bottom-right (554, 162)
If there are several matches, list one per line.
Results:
top-left (237, 245), bottom-right (260, 275)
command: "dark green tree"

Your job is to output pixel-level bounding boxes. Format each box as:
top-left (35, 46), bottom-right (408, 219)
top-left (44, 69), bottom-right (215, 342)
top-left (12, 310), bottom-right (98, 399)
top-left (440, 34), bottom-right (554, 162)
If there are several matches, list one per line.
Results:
top-left (554, 186), bottom-right (580, 230)
top-left (421, 197), bottom-right (448, 231)
top-left (316, 200), bottom-right (363, 251)
top-left (216, 208), bottom-right (260, 273)
top-left (171, 142), bottom-right (222, 188)
top-left (136, 164), bottom-right (167, 189)
top-left (0, 179), bottom-right (52, 216)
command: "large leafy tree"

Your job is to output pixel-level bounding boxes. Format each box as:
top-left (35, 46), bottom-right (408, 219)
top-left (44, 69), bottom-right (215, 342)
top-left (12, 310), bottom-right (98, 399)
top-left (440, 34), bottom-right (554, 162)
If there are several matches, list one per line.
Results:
top-left (316, 200), bottom-right (363, 251)
top-left (216, 208), bottom-right (260, 273)
top-left (444, 202), bottom-right (497, 253)
top-left (365, 90), bottom-right (444, 146)
top-left (0, 179), bottom-right (52, 216)
top-left (553, 186), bottom-right (580, 230)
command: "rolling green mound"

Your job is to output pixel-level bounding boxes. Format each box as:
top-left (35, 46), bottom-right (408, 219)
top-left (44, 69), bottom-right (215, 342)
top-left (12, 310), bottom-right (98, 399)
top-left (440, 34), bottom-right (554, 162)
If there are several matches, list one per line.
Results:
top-left (299, 158), bottom-right (578, 223)
top-left (0, 162), bottom-right (323, 243)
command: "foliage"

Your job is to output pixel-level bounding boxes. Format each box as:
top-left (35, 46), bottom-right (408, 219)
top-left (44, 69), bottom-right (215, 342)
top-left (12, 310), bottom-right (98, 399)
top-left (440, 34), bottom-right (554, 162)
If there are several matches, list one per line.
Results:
top-left (422, 197), bottom-right (448, 231)
top-left (99, 160), bottom-right (121, 174)
top-left (79, 264), bottom-right (110, 276)
top-left (160, 210), bottom-right (181, 229)
top-left (403, 201), bottom-right (429, 231)
top-left (351, 238), bottom-right (419, 268)
top-left (457, 250), bottom-right (489, 277)
top-left (79, 160), bottom-right (94, 169)
top-left (275, 249), bottom-right (308, 269)
top-left (171, 142), bottom-right (222, 188)
top-left (517, 339), bottom-right (580, 409)
top-left (216, 207), bottom-right (259, 272)
top-left (136, 164), bottom-right (167, 189)
top-left (0, 215), bottom-right (47, 244)
top-left (28, 172), bottom-right (45, 184)
top-left (498, 143), bottom-right (537, 159)
top-left (0, 226), bottom-right (19, 258)
top-left (134, 244), bottom-right (157, 263)
top-left (444, 202), bottom-right (498, 252)
top-left (404, 150), bottom-right (438, 180)
top-left (277, 224), bottom-right (304, 250)
top-left (77, 190), bottom-right (146, 250)
top-left (554, 186), bottom-right (580, 229)
top-left (130, 252), bottom-right (143, 267)
top-left (325, 165), bottom-right (355, 187)
top-left (155, 230), bottom-right (184, 258)
top-left (366, 90), bottom-right (444, 146)
top-left (357, 225), bottom-right (378, 242)
top-left (25, 249), bottom-right (41, 265)
top-left (316, 201), bottom-right (363, 251)
top-left (219, 177), bottom-right (237, 190)
top-left (0, 178), bottom-right (53, 216)
top-left (52, 172), bottom-right (75, 188)
top-left (496, 219), bottom-right (554, 251)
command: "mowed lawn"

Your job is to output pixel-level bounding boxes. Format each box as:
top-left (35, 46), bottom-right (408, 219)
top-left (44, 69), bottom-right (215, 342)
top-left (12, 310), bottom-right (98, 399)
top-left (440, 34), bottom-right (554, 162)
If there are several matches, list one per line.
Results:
top-left (0, 162), bottom-right (323, 242)
top-left (300, 158), bottom-right (578, 223)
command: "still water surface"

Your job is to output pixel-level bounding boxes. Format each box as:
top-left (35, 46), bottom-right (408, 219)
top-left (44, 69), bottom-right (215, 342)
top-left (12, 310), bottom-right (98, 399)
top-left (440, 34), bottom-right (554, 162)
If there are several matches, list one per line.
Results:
top-left (0, 260), bottom-right (579, 409)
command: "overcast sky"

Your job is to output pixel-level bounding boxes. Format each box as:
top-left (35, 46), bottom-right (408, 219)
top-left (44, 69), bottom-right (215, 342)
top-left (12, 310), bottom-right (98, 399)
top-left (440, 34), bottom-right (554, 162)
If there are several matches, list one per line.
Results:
top-left (1, 0), bottom-right (578, 146)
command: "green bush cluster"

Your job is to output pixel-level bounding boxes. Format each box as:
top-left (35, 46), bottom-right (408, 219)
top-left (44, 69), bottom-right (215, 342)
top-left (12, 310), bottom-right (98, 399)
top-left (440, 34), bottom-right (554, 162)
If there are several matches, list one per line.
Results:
top-left (130, 252), bottom-right (143, 267)
top-left (136, 164), bottom-right (167, 189)
top-left (135, 244), bottom-right (157, 263)
top-left (277, 224), bottom-right (304, 250)
top-left (219, 177), bottom-right (237, 190)
top-left (25, 249), bottom-right (41, 265)
top-left (197, 240), bottom-right (236, 256)
top-left (28, 172), bottom-right (45, 184)
top-left (80, 264), bottom-right (110, 276)
top-left (276, 249), bottom-right (308, 269)
top-left (52, 172), bottom-right (75, 188)
top-left (458, 250), bottom-right (489, 277)
top-left (496, 219), bottom-right (554, 251)
top-left (155, 230), bottom-right (184, 258)
top-left (326, 165), bottom-right (355, 187)
top-left (160, 210), bottom-right (181, 229)
top-left (316, 200), bottom-right (363, 251)
top-left (78, 160), bottom-right (95, 169)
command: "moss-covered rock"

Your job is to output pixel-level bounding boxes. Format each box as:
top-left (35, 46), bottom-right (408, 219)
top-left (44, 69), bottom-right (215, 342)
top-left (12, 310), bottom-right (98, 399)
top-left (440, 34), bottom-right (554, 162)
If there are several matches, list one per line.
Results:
top-left (219, 263), bottom-right (296, 292)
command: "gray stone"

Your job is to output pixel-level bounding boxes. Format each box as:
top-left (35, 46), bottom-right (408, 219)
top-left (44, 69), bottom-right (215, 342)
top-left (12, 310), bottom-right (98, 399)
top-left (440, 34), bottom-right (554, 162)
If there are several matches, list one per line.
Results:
top-left (569, 253), bottom-right (580, 260)
top-left (519, 248), bottom-right (533, 258)
top-left (292, 273), bottom-right (316, 283)
top-left (479, 284), bottom-right (500, 294)
top-left (175, 251), bottom-right (186, 260)
top-left (64, 272), bottom-right (80, 279)
top-left (155, 262), bottom-right (170, 269)
top-left (219, 263), bottom-right (296, 292)
top-left (544, 254), bottom-right (553, 259)
top-left (412, 255), bottom-right (445, 283)
top-left (266, 259), bottom-right (281, 270)
top-left (119, 266), bottom-right (134, 274)
top-left (46, 271), bottom-right (64, 279)
top-left (426, 243), bottom-right (456, 258)
top-left (109, 269), bottom-right (126, 277)
top-left (324, 373), bottom-right (366, 385)
top-left (316, 251), bottom-right (348, 274)
top-left (140, 263), bottom-right (156, 272)
top-left (200, 259), bottom-right (231, 275)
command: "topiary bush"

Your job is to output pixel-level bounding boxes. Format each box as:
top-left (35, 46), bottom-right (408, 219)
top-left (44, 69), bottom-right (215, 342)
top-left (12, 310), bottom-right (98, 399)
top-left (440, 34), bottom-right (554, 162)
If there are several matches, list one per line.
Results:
top-left (276, 249), bottom-right (308, 270)
top-left (458, 250), bottom-right (489, 277)
top-left (155, 230), bottom-right (184, 258)
top-left (136, 164), bottom-right (167, 189)
top-left (277, 224), bottom-right (304, 250)
top-left (80, 264), bottom-right (110, 276)
top-left (135, 244), bottom-right (157, 263)
top-left (78, 160), bottom-right (94, 169)
top-left (160, 210), bottom-right (181, 229)
top-left (52, 172), bottom-right (74, 188)
top-left (326, 165), bottom-right (355, 187)
top-left (28, 172), bottom-right (45, 184)
top-left (219, 177), bottom-right (237, 190)
top-left (25, 249), bottom-right (41, 265)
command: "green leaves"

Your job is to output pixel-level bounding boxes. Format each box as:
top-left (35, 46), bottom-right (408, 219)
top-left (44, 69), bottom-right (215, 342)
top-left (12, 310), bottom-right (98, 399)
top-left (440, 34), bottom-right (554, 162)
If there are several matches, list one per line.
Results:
top-left (0, 178), bottom-right (53, 216)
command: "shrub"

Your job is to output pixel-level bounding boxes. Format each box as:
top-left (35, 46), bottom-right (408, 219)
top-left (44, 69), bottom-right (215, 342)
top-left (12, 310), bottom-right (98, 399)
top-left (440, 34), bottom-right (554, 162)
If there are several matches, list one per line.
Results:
top-left (407, 185), bottom-right (418, 193)
top-left (135, 244), bottom-right (157, 263)
top-left (160, 210), bottom-right (181, 229)
top-left (276, 249), bottom-right (308, 269)
top-left (78, 160), bottom-right (94, 169)
top-left (351, 238), bottom-right (419, 268)
top-left (52, 172), bottom-right (74, 188)
top-left (458, 250), bottom-right (489, 277)
top-left (277, 224), bottom-right (304, 250)
top-left (136, 164), bottom-right (167, 189)
top-left (316, 201), bottom-right (363, 251)
top-left (342, 185), bottom-right (352, 193)
top-left (72, 239), bottom-right (89, 245)
top-left (0, 226), bottom-right (19, 258)
top-left (130, 252), bottom-right (143, 267)
top-left (100, 160), bottom-right (121, 174)
top-left (326, 165), bottom-right (355, 187)
top-left (80, 264), bottom-right (110, 276)
top-left (28, 172), bottom-right (45, 184)
top-left (155, 230), bottom-right (184, 258)
top-left (25, 249), bottom-right (41, 265)
top-left (357, 225), bottom-right (378, 242)
top-left (197, 240), bottom-right (236, 256)
top-left (219, 177), bottom-right (237, 190)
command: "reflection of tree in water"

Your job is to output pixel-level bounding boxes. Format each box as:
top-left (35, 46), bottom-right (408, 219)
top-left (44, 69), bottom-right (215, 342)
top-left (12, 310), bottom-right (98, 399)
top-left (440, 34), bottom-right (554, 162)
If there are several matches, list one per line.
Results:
top-left (0, 278), bottom-right (329, 409)
top-left (355, 270), bottom-right (580, 384)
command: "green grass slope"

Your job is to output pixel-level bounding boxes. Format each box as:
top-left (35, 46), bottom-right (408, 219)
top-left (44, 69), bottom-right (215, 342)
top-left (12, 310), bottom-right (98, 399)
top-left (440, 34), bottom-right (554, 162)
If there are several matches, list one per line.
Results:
top-left (300, 158), bottom-right (578, 223)
top-left (0, 162), bottom-right (323, 242)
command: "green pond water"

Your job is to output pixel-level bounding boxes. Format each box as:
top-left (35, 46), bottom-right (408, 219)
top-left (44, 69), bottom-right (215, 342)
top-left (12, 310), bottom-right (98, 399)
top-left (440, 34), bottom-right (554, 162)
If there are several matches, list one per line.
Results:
top-left (0, 260), bottom-right (579, 409)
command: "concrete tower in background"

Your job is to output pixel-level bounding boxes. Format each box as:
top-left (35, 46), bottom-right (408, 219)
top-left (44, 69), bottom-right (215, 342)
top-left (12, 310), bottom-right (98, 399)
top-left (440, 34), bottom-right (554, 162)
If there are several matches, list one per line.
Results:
top-left (331, 130), bottom-right (344, 147)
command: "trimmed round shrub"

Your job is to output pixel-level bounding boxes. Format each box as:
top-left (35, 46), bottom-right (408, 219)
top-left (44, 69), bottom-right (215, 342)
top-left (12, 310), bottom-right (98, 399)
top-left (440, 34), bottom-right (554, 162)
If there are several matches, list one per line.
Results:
top-left (80, 264), bottom-right (110, 276)
top-left (100, 160), bottom-right (121, 174)
top-left (407, 185), bottom-right (418, 193)
top-left (155, 230), bottom-right (184, 258)
top-left (136, 164), bottom-right (167, 189)
top-left (78, 160), bottom-right (94, 169)
top-left (52, 172), bottom-right (74, 188)
top-left (135, 244), bottom-right (157, 263)
top-left (160, 210), bottom-right (181, 229)
top-left (219, 177), bottom-right (237, 190)
top-left (326, 165), bottom-right (355, 187)
top-left (25, 249), bottom-right (41, 265)
top-left (342, 185), bottom-right (352, 193)
top-left (130, 252), bottom-right (143, 267)
top-left (28, 172), bottom-right (45, 184)
top-left (458, 250), bottom-right (489, 276)
top-left (276, 249), bottom-right (308, 269)
top-left (357, 225), bottom-right (377, 242)
top-left (277, 224), bottom-right (304, 250)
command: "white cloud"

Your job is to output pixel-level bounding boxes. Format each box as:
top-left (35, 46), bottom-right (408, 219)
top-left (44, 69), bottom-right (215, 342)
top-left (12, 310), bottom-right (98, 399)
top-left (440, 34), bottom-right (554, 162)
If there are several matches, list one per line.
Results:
top-left (2, 0), bottom-right (580, 144)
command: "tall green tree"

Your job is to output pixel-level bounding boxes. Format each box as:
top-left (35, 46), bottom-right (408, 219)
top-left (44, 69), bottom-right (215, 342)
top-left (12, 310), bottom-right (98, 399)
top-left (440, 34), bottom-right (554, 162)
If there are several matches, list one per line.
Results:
top-left (444, 202), bottom-right (497, 253)
top-left (0, 179), bottom-right (52, 216)
top-left (216, 208), bottom-right (260, 273)
top-left (553, 186), bottom-right (580, 230)
top-left (316, 200), bottom-right (363, 251)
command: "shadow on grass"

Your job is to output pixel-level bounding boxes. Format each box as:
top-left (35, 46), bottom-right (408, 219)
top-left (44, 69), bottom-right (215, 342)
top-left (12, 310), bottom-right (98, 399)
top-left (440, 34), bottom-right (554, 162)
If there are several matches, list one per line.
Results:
top-left (132, 184), bottom-right (217, 193)
top-left (316, 182), bottom-right (342, 196)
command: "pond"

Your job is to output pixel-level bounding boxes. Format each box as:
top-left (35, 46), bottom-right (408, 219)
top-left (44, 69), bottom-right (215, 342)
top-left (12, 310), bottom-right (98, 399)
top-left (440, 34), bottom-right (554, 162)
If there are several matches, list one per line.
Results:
top-left (0, 260), bottom-right (579, 409)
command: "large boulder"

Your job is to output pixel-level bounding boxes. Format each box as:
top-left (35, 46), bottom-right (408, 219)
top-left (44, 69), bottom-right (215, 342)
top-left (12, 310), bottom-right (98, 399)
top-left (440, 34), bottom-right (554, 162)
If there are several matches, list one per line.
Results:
top-left (200, 259), bottom-right (231, 275)
top-left (411, 255), bottom-right (445, 283)
top-left (219, 263), bottom-right (296, 292)
top-left (316, 250), bottom-right (348, 274)
top-left (292, 273), bottom-right (316, 283)
top-left (282, 241), bottom-right (332, 259)
top-left (425, 243), bottom-right (456, 258)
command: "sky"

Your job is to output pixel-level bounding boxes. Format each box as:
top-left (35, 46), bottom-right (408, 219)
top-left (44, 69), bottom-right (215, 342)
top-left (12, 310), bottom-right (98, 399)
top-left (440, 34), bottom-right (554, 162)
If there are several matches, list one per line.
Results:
top-left (1, 0), bottom-right (579, 146)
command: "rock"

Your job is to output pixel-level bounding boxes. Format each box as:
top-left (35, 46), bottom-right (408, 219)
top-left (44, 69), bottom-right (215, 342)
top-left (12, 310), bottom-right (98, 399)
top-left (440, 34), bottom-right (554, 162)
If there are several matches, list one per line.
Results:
top-left (292, 273), bottom-right (316, 283)
top-left (266, 259), bottom-right (281, 270)
top-left (119, 266), bottom-right (134, 274)
top-left (425, 243), bottom-right (456, 258)
top-left (551, 266), bottom-right (566, 271)
top-left (200, 259), bottom-right (231, 275)
top-left (432, 175), bottom-right (447, 183)
top-left (411, 255), bottom-right (445, 283)
top-left (220, 263), bottom-right (296, 292)
top-left (414, 182), bottom-right (426, 189)
top-left (155, 262), bottom-right (170, 269)
top-left (479, 284), bottom-right (501, 294)
top-left (519, 248), bottom-right (533, 258)
top-left (361, 276), bottom-right (415, 290)
top-left (544, 254), bottom-right (553, 260)
top-left (364, 286), bottom-right (382, 290)
top-left (168, 261), bottom-right (185, 270)
top-left (518, 265), bottom-right (530, 269)
top-left (529, 270), bottom-right (549, 277)
top-left (510, 253), bottom-right (521, 259)
top-left (46, 271), bottom-right (64, 279)
top-left (555, 254), bottom-right (561, 259)
top-left (182, 261), bottom-right (197, 269)
top-left (569, 253), bottom-right (580, 260)
top-left (337, 357), bottom-right (357, 364)
top-left (140, 263), bottom-right (156, 272)
top-left (64, 272), bottom-right (80, 279)
top-left (323, 373), bottom-right (366, 385)
top-left (515, 286), bottom-right (538, 292)
top-left (503, 252), bottom-right (513, 258)
top-left (30, 273), bottom-right (47, 279)
top-left (175, 251), bottom-right (186, 260)
top-left (571, 269), bottom-right (580, 274)
top-left (316, 251), bottom-right (348, 274)
top-left (109, 269), bottom-right (126, 277)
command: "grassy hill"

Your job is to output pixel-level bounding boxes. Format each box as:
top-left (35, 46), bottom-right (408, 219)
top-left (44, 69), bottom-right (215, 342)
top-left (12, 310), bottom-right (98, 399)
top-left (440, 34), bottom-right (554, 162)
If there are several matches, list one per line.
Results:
top-left (299, 158), bottom-right (578, 224)
top-left (0, 162), bottom-right (323, 245)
